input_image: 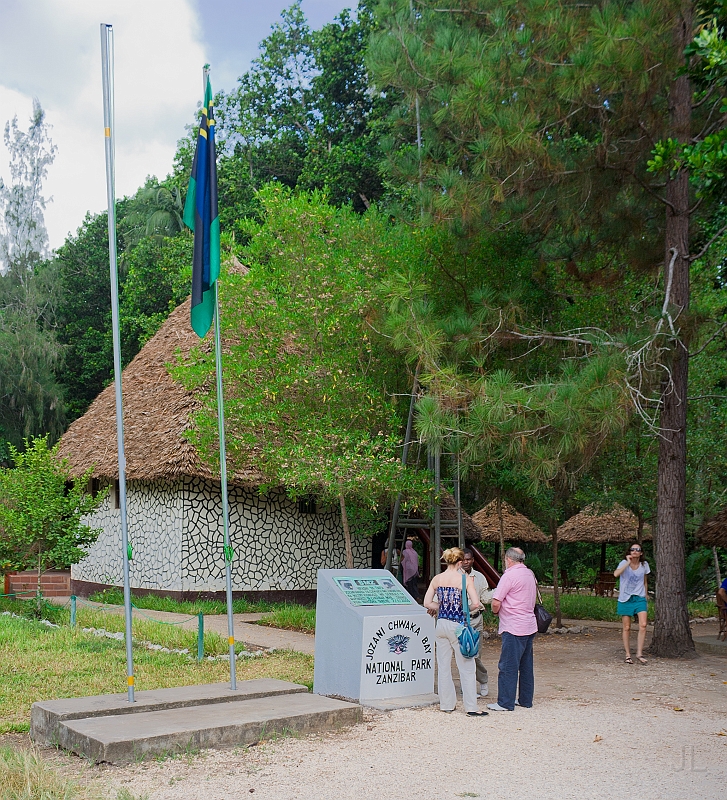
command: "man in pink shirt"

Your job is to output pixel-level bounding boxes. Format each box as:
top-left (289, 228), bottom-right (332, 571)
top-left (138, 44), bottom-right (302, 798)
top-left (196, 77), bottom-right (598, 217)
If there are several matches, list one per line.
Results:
top-left (487, 547), bottom-right (537, 712)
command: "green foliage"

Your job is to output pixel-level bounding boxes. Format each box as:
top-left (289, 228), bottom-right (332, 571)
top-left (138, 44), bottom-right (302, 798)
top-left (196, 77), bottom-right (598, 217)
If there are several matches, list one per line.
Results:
top-left (685, 547), bottom-right (717, 598)
top-left (182, 0), bottom-right (389, 239)
top-left (0, 436), bottom-right (103, 576)
top-left (119, 235), bottom-right (193, 360)
top-left (0, 266), bottom-right (65, 455)
top-left (53, 212), bottom-right (116, 420)
top-left (88, 587), bottom-right (277, 615)
top-left (257, 603), bottom-right (317, 633)
top-left (650, 17), bottom-right (727, 198)
top-left (0, 602), bottom-right (314, 734)
top-left (53, 206), bottom-right (192, 420)
top-left (175, 187), bottom-right (430, 532)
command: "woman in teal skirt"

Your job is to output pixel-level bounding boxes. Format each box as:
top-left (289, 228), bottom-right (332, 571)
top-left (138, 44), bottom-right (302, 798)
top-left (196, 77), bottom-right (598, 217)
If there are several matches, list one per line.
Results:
top-left (614, 544), bottom-right (650, 664)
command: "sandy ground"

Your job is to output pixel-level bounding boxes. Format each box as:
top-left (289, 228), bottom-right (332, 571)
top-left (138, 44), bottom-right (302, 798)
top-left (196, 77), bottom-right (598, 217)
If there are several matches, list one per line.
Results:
top-left (14, 624), bottom-right (725, 800)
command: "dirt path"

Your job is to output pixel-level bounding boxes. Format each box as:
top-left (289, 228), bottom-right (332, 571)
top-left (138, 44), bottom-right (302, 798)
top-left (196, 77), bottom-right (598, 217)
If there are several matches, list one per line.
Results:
top-left (14, 625), bottom-right (724, 800)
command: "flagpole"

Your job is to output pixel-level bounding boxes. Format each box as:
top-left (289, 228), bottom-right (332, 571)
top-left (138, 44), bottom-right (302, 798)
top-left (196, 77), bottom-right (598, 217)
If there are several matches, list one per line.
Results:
top-left (100, 23), bottom-right (134, 703)
top-left (214, 282), bottom-right (237, 690)
top-left (203, 65), bottom-right (237, 690)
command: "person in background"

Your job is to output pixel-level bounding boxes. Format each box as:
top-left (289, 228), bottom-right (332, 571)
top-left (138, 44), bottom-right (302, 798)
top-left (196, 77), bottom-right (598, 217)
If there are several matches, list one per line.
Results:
top-left (380, 545), bottom-right (400, 577)
top-left (488, 547), bottom-right (537, 712)
top-left (614, 543), bottom-right (651, 664)
top-left (401, 539), bottom-right (420, 600)
top-left (462, 548), bottom-right (492, 697)
top-left (718, 576), bottom-right (727, 606)
top-left (423, 547), bottom-right (487, 716)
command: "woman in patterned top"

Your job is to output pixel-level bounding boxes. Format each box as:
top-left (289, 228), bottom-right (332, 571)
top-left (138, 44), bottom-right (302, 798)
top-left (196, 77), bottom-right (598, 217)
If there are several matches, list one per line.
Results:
top-left (423, 547), bottom-right (486, 716)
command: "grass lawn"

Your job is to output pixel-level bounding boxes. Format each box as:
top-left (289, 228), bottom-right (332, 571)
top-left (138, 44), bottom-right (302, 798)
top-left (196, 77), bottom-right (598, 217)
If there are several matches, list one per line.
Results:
top-left (255, 604), bottom-right (316, 634)
top-left (89, 587), bottom-right (276, 615)
top-left (0, 601), bottom-right (313, 735)
top-left (540, 592), bottom-right (717, 622)
top-left (255, 594), bottom-right (718, 633)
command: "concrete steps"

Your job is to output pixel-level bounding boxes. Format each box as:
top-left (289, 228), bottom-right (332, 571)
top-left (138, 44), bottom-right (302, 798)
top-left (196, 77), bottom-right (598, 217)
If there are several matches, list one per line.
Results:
top-left (31, 680), bottom-right (361, 763)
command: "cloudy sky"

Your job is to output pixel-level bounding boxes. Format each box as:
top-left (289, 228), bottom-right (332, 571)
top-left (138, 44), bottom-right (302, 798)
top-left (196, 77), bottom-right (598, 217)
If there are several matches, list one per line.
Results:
top-left (0, 0), bottom-right (350, 250)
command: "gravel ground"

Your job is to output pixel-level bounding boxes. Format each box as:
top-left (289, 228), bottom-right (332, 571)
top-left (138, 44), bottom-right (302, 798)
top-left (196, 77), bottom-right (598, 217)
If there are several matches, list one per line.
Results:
top-left (4, 625), bottom-right (724, 799)
top-left (85, 627), bottom-right (727, 800)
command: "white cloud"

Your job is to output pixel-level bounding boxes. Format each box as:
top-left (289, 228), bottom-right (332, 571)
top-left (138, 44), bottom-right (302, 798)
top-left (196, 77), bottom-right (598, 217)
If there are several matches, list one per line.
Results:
top-left (0, 0), bottom-right (207, 249)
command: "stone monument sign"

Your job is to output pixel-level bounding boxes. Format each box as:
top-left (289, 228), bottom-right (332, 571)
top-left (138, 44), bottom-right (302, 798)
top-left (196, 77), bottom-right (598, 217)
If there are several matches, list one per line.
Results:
top-left (313, 569), bottom-right (435, 703)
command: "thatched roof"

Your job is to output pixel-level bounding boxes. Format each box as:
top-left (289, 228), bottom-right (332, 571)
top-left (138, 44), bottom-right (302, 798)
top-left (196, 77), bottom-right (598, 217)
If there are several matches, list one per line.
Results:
top-left (557, 504), bottom-right (652, 544)
top-left (696, 508), bottom-right (727, 548)
top-left (471, 500), bottom-right (548, 543)
top-left (56, 299), bottom-right (263, 486)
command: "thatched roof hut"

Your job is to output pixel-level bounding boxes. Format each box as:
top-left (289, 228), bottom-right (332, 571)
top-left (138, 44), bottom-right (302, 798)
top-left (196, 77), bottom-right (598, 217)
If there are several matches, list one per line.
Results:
top-left (56, 299), bottom-right (263, 486)
top-left (696, 508), bottom-right (727, 548)
top-left (471, 500), bottom-right (548, 543)
top-left (557, 504), bottom-right (652, 544)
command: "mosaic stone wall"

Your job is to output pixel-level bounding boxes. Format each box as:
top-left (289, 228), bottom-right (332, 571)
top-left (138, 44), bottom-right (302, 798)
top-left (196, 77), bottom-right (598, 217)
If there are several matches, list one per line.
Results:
top-left (72, 478), bottom-right (370, 591)
top-left (72, 480), bottom-right (183, 590)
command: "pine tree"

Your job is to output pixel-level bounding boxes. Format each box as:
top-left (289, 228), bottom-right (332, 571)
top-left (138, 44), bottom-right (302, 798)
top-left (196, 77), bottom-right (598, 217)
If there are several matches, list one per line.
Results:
top-left (369, 0), bottom-right (727, 655)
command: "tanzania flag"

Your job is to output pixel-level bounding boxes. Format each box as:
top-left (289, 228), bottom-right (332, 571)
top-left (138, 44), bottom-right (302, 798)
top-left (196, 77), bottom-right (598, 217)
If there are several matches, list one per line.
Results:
top-left (183, 75), bottom-right (220, 338)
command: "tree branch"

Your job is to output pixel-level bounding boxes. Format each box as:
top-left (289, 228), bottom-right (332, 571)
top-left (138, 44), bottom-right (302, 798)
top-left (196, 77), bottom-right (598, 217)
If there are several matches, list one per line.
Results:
top-left (689, 223), bottom-right (727, 262)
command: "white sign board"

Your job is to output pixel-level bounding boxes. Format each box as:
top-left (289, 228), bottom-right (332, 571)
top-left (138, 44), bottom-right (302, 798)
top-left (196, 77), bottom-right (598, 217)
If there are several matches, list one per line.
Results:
top-left (359, 615), bottom-right (433, 701)
top-left (314, 569), bottom-right (435, 703)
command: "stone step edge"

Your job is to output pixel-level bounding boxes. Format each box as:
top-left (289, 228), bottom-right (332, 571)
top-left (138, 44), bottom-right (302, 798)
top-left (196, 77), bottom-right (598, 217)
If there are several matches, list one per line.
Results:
top-left (31, 679), bottom-right (308, 746)
top-left (57, 694), bottom-right (362, 763)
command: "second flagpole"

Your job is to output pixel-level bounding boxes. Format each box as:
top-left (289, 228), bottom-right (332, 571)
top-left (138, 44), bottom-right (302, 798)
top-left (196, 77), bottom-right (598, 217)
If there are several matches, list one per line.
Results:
top-left (203, 65), bottom-right (237, 690)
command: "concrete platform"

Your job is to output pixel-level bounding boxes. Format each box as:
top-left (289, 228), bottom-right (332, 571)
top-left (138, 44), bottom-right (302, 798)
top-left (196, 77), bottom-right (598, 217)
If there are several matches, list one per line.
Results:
top-left (58, 692), bottom-right (361, 763)
top-left (31, 679), bottom-right (308, 747)
top-left (694, 635), bottom-right (727, 656)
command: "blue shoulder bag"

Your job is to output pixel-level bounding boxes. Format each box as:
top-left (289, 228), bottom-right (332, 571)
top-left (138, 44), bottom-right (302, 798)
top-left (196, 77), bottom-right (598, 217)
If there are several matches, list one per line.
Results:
top-left (457, 573), bottom-right (481, 658)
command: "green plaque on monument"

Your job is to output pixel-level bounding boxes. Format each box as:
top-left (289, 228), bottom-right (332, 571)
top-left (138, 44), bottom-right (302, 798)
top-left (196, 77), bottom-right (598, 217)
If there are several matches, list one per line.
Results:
top-left (333, 576), bottom-right (412, 606)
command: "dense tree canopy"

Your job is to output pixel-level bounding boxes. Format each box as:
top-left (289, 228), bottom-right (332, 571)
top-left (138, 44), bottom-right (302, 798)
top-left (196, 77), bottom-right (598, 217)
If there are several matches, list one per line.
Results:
top-left (2, 1), bottom-right (726, 652)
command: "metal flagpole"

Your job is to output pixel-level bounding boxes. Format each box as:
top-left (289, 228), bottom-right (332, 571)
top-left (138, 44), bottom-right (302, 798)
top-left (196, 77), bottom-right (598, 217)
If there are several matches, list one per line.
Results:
top-left (214, 282), bottom-right (237, 689)
top-left (100, 23), bottom-right (134, 702)
top-left (204, 66), bottom-right (237, 690)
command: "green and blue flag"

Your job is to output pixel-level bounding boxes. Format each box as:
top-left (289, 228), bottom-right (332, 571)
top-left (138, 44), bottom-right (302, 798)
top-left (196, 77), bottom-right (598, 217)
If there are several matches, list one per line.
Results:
top-left (183, 75), bottom-right (220, 338)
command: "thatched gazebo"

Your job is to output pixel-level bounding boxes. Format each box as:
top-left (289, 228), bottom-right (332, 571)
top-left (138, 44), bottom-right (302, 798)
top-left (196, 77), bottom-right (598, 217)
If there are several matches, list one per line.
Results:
top-left (696, 508), bottom-right (727, 549)
top-left (558, 503), bottom-right (652, 573)
top-left (56, 299), bottom-right (372, 602)
top-left (471, 499), bottom-right (547, 571)
top-left (472, 500), bottom-right (548, 544)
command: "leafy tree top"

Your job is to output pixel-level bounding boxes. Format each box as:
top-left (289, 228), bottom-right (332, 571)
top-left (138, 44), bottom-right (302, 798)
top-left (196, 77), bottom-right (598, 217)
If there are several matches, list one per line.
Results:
top-left (174, 187), bottom-right (430, 523)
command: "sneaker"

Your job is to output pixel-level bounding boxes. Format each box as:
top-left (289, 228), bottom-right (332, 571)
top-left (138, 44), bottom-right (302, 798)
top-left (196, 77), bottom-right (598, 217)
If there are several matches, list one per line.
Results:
top-left (487, 703), bottom-right (511, 712)
top-left (478, 683), bottom-right (489, 697)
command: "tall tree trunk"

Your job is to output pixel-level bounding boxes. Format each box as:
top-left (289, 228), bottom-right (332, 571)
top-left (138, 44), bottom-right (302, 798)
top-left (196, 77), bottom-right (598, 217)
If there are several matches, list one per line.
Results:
top-left (650, 3), bottom-right (695, 658)
top-left (497, 490), bottom-right (506, 573)
top-left (339, 491), bottom-right (354, 569)
top-left (550, 519), bottom-right (561, 628)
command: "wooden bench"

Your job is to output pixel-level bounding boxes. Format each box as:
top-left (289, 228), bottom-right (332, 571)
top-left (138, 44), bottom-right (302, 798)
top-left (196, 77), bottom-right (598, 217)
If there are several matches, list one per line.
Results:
top-left (594, 572), bottom-right (616, 597)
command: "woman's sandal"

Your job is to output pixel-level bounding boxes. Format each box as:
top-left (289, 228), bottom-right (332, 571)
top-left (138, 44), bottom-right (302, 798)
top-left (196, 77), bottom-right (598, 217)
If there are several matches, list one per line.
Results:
top-left (467, 711), bottom-right (489, 717)
top-left (625, 656), bottom-right (634, 664)
top-left (636, 656), bottom-right (648, 664)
